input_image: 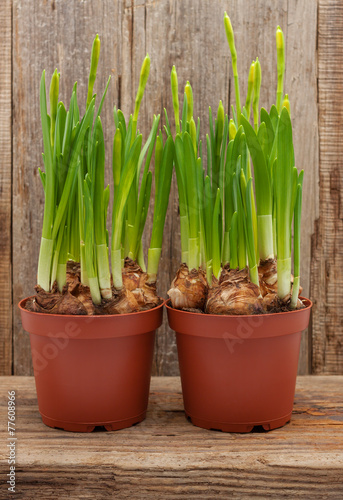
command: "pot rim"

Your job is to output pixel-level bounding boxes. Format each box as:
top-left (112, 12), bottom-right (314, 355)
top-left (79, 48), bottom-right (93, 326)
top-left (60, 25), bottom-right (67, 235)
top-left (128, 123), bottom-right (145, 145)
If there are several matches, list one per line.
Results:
top-left (19, 297), bottom-right (165, 339)
top-left (165, 296), bottom-right (312, 318)
top-left (166, 297), bottom-right (312, 339)
top-left (19, 296), bottom-right (164, 319)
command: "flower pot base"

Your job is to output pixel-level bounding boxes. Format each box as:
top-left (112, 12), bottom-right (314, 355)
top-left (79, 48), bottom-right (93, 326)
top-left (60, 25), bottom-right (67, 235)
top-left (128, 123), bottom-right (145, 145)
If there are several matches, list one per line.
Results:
top-left (185, 411), bottom-right (292, 433)
top-left (166, 298), bottom-right (312, 435)
top-left (19, 297), bottom-right (164, 434)
top-left (40, 411), bottom-right (146, 432)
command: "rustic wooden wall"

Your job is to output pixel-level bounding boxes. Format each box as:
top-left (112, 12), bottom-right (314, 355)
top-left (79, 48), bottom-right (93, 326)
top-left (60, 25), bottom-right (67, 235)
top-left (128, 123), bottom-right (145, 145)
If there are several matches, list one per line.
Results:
top-left (0, 0), bottom-right (12, 376)
top-left (312, 0), bottom-right (343, 374)
top-left (1, 0), bottom-right (340, 376)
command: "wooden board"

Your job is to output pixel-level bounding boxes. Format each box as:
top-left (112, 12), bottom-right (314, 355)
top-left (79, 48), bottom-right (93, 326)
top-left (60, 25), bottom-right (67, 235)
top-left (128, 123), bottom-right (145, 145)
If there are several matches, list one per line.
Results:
top-left (112, 0), bottom-right (317, 375)
top-left (312, 0), bottom-right (343, 374)
top-left (12, 0), bottom-right (122, 374)
top-left (286, 0), bottom-right (319, 373)
top-left (0, 376), bottom-right (342, 498)
top-left (0, 0), bottom-right (13, 375)
top-left (9, 0), bottom-right (320, 376)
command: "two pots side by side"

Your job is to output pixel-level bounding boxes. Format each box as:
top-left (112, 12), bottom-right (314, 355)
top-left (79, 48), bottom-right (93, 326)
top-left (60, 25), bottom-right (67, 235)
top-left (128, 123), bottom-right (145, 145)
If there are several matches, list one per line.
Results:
top-left (19, 297), bottom-right (163, 432)
top-left (19, 297), bottom-right (312, 434)
top-left (166, 298), bottom-right (312, 433)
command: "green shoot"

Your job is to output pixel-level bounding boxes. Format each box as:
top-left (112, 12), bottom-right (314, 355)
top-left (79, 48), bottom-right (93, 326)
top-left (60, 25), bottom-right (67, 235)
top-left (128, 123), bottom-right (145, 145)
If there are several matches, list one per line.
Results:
top-left (276, 26), bottom-right (285, 114)
top-left (224, 12), bottom-right (241, 125)
top-left (245, 61), bottom-right (255, 121)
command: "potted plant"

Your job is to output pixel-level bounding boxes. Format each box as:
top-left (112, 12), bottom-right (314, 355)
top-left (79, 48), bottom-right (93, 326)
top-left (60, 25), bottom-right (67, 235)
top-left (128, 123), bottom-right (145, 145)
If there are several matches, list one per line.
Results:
top-left (165, 14), bottom-right (312, 432)
top-left (19, 36), bottom-right (174, 432)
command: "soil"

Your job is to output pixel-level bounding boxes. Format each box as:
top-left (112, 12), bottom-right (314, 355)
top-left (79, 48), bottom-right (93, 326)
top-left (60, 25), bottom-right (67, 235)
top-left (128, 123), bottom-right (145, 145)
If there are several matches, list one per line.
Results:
top-left (168, 262), bottom-right (305, 316)
top-left (25, 259), bottom-right (163, 315)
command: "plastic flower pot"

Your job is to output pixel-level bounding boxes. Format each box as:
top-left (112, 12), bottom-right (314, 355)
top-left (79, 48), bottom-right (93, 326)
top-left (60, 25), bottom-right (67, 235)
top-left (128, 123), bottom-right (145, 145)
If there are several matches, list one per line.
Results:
top-left (166, 298), bottom-right (312, 433)
top-left (19, 298), bottom-right (163, 432)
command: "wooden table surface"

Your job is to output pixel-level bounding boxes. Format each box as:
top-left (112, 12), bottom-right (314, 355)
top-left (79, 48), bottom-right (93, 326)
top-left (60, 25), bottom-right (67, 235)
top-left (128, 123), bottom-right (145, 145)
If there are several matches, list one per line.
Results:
top-left (0, 376), bottom-right (343, 499)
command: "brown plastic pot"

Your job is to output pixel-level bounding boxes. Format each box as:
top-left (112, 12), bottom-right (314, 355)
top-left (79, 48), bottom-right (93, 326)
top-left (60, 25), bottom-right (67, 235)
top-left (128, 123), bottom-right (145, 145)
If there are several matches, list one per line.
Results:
top-left (166, 298), bottom-right (312, 433)
top-left (19, 297), bottom-right (163, 432)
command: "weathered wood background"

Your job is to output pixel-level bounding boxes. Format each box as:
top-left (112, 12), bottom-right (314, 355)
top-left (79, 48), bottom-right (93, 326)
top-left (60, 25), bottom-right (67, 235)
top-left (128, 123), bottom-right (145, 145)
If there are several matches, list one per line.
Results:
top-left (1, 376), bottom-right (342, 497)
top-left (0, 0), bottom-right (341, 376)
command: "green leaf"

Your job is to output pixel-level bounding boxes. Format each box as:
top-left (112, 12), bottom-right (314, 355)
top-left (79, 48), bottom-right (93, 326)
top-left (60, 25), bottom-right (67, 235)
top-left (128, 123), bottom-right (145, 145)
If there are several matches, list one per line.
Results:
top-left (204, 175), bottom-right (213, 259)
top-left (245, 177), bottom-right (257, 268)
top-left (52, 98), bottom-right (96, 240)
top-left (208, 106), bottom-right (216, 195)
top-left (164, 108), bottom-right (172, 136)
top-left (150, 135), bottom-right (174, 248)
top-left (240, 114), bottom-right (272, 216)
top-left (38, 167), bottom-right (46, 191)
top-left (174, 134), bottom-right (188, 223)
top-left (112, 134), bottom-right (143, 250)
top-left (183, 132), bottom-right (199, 238)
top-left (40, 70), bottom-right (55, 239)
top-left (275, 107), bottom-right (293, 260)
top-left (212, 188), bottom-right (222, 279)
top-left (260, 107), bottom-right (275, 155)
top-left (229, 211), bottom-right (238, 269)
top-left (136, 114), bottom-right (160, 183)
top-left (94, 117), bottom-right (106, 245)
top-left (269, 104), bottom-right (279, 131)
top-left (95, 75), bottom-right (111, 124)
top-left (224, 140), bottom-right (234, 232)
top-left (181, 93), bottom-right (188, 133)
top-left (155, 134), bottom-right (163, 195)
top-left (257, 122), bottom-right (270, 162)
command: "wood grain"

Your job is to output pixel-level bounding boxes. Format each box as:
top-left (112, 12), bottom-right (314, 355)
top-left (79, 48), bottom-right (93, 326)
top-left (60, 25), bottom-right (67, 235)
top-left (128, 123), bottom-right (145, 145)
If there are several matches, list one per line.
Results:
top-left (227, 0), bottom-right (318, 374)
top-left (9, 0), bottom-right (321, 376)
top-left (312, 0), bottom-right (343, 374)
top-left (0, 0), bottom-right (13, 375)
top-left (145, 0), bottom-right (233, 375)
top-left (0, 376), bottom-right (342, 498)
top-left (12, 0), bottom-right (122, 374)
top-left (137, 0), bottom-right (318, 375)
top-left (286, 0), bottom-right (319, 374)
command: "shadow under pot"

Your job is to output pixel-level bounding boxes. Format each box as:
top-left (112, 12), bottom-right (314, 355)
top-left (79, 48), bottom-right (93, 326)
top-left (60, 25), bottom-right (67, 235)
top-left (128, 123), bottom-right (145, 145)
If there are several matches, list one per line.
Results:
top-left (166, 298), bottom-right (312, 433)
top-left (19, 298), bottom-right (163, 432)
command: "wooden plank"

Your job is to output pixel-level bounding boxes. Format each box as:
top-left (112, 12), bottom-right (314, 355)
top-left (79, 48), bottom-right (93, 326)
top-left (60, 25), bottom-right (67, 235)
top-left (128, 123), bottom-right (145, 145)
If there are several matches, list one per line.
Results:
top-left (0, 376), bottom-right (342, 498)
top-left (227, 1), bottom-right (318, 374)
top-left (144, 0), bottom-right (317, 374)
top-left (12, 0), bottom-right (122, 374)
top-left (0, 0), bottom-right (13, 375)
top-left (146, 0), bottom-right (286, 375)
top-left (12, 0), bottom-right (319, 376)
top-left (312, 0), bottom-right (343, 374)
top-left (286, 0), bottom-right (319, 374)
top-left (140, 0), bottom-right (235, 374)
